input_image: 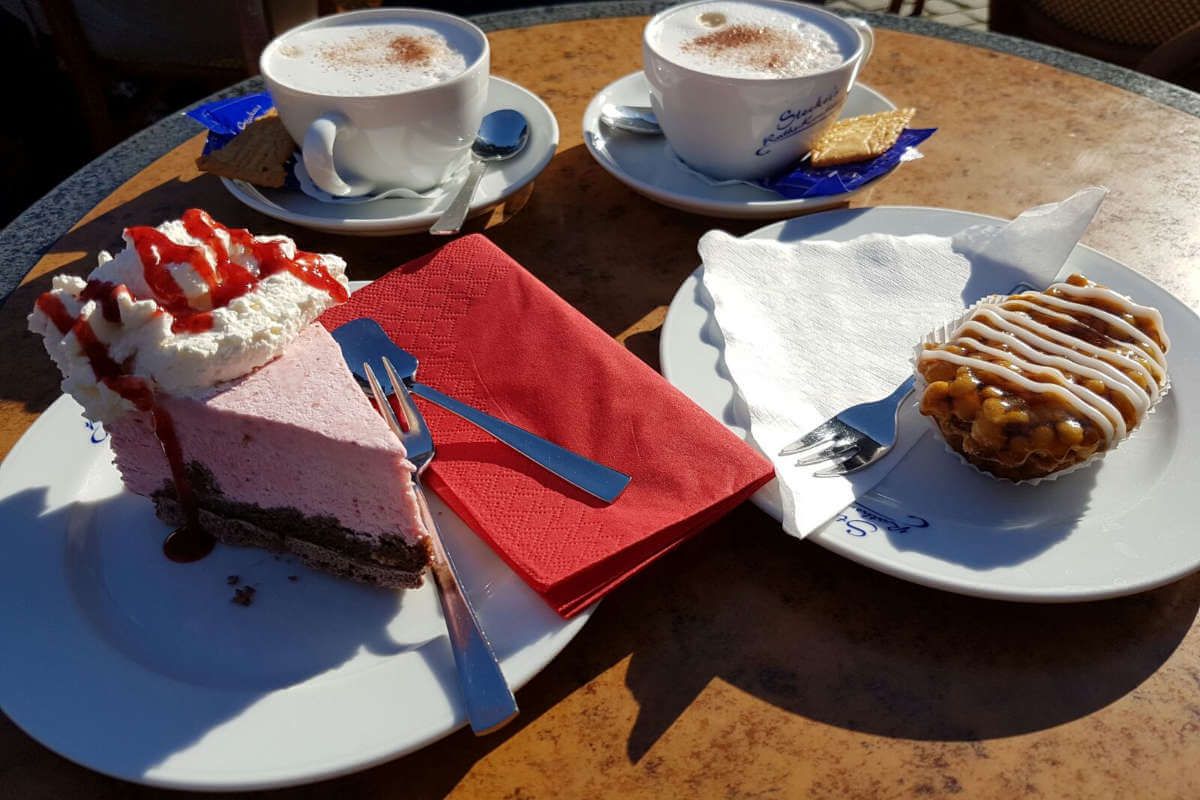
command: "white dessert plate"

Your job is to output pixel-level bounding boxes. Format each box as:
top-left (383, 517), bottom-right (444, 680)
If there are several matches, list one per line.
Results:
top-left (582, 71), bottom-right (897, 219)
top-left (0, 281), bottom-right (591, 790)
top-left (660, 206), bottom-right (1200, 602)
top-left (221, 76), bottom-right (559, 236)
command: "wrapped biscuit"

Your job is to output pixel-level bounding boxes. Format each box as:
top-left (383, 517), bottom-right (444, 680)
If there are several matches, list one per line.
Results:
top-left (186, 92), bottom-right (298, 189)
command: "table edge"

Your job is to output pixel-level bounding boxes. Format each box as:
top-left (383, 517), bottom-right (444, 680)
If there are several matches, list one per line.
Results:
top-left (1, 2), bottom-right (1197, 306)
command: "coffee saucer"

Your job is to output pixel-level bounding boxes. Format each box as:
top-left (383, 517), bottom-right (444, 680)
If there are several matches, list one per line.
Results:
top-left (582, 71), bottom-right (897, 219)
top-left (221, 76), bottom-right (558, 236)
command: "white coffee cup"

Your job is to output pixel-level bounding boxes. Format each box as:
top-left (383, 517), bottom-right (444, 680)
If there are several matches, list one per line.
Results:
top-left (643, 0), bottom-right (873, 181)
top-left (261, 8), bottom-right (489, 197)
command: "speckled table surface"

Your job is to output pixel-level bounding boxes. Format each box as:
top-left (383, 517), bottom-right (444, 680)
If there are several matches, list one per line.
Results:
top-left (3, 4), bottom-right (1200, 798)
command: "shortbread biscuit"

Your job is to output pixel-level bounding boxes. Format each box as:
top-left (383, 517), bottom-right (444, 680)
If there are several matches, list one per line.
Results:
top-left (809, 108), bottom-right (916, 167)
top-left (196, 114), bottom-right (296, 188)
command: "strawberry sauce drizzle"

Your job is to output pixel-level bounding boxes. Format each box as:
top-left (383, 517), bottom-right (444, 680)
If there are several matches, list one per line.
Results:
top-left (35, 293), bottom-right (74, 334)
top-left (79, 281), bottom-right (124, 323)
top-left (127, 208), bottom-right (347, 334)
top-left (102, 375), bottom-right (213, 562)
top-left (35, 209), bottom-right (345, 563)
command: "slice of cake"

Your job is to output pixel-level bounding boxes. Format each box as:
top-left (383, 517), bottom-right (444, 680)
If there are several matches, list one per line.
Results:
top-left (29, 209), bottom-right (430, 587)
top-left (915, 274), bottom-right (1169, 481)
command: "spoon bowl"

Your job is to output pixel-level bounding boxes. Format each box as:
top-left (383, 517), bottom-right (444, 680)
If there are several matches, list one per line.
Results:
top-left (430, 109), bottom-right (530, 235)
top-left (473, 109), bottom-right (531, 158)
top-left (599, 103), bottom-right (662, 136)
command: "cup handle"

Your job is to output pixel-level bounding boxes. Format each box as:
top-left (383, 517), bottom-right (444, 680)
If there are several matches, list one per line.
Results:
top-left (301, 113), bottom-right (376, 197)
top-left (843, 18), bottom-right (875, 85)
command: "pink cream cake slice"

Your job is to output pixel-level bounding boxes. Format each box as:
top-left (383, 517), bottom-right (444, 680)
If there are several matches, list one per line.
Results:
top-left (108, 323), bottom-right (431, 587)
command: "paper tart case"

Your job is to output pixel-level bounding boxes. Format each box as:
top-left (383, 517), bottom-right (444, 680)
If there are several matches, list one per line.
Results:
top-left (911, 293), bottom-right (1171, 486)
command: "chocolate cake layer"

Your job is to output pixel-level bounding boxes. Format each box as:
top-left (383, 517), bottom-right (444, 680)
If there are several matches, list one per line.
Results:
top-left (154, 463), bottom-right (429, 589)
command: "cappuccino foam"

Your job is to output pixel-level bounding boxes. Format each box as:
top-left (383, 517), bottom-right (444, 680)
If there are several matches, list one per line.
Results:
top-left (268, 21), bottom-right (474, 96)
top-left (651, 2), bottom-right (844, 79)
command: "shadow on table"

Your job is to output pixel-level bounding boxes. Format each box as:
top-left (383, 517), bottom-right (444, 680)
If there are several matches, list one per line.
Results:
top-left (617, 502), bottom-right (1198, 761)
top-left (11, 491), bottom-right (1194, 796)
top-left (297, 499), bottom-right (1196, 796)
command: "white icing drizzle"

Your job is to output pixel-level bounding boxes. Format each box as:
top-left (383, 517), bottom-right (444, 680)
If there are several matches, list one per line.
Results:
top-left (921, 349), bottom-right (1119, 441)
top-left (1052, 282), bottom-right (1171, 351)
top-left (954, 336), bottom-right (1128, 438)
top-left (1003, 298), bottom-right (1167, 387)
top-left (985, 303), bottom-right (1164, 397)
top-left (957, 318), bottom-right (1147, 416)
top-left (1017, 292), bottom-right (1167, 368)
top-left (960, 309), bottom-right (1147, 407)
top-left (919, 279), bottom-right (1170, 448)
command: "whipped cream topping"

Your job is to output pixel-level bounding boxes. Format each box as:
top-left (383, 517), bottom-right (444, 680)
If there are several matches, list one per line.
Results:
top-left (29, 210), bottom-right (350, 422)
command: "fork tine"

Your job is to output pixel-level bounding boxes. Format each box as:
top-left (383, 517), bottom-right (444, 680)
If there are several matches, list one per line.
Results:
top-left (382, 357), bottom-right (418, 433)
top-left (794, 440), bottom-right (858, 467)
top-left (779, 422), bottom-right (841, 456)
top-left (780, 431), bottom-right (839, 457)
top-left (814, 452), bottom-right (872, 478)
top-left (363, 362), bottom-right (407, 441)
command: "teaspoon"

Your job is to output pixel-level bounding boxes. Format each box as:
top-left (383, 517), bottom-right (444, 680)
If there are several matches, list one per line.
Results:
top-left (599, 103), bottom-right (663, 136)
top-left (430, 109), bottom-right (530, 235)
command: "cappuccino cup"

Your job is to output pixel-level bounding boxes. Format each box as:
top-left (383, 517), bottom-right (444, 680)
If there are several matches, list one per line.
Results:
top-left (643, 0), bottom-right (873, 181)
top-left (261, 8), bottom-right (489, 197)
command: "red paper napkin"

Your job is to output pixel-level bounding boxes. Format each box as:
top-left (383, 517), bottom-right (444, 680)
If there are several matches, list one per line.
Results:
top-left (319, 235), bottom-right (773, 617)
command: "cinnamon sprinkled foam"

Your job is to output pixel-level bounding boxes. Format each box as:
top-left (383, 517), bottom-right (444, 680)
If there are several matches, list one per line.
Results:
top-left (650, 1), bottom-right (844, 79)
top-left (267, 22), bottom-right (473, 96)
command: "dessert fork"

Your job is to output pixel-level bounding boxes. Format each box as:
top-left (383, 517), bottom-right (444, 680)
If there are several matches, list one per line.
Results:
top-left (364, 357), bottom-right (518, 736)
top-left (780, 282), bottom-right (1035, 476)
top-left (332, 318), bottom-right (630, 504)
top-left (779, 377), bottom-right (916, 477)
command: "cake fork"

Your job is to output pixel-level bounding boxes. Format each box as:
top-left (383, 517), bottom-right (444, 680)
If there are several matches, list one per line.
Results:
top-left (332, 318), bottom-right (630, 504)
top-left (779, 377), bottom-right (916, 477)
top-left (363, 357), bottom-right (518, 736)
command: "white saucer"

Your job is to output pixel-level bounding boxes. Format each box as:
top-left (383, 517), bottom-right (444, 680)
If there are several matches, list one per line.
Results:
top-left (222, 77), bottom-right (559, 237)
top-left (0, 280), bottom-right (591, 790)
top-left (661, 207), bottom-right (1200, 603)
top-left (583, 71), bottom-right (898, 219)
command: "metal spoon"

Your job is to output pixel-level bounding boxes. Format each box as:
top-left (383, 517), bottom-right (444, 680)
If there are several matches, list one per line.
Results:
top-left (430, 109), bottom-right (530, 236)
top-left (599, 103), bottom-right (662, 136)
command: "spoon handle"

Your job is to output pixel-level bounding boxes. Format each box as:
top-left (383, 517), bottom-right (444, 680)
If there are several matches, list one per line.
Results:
top-left (410, 381), bottom-right (631, 504)
top-left (430, 160), bottom-right (488, 236)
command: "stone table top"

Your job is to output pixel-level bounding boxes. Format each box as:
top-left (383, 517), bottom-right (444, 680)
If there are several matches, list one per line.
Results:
top-left (1, 5), bottom-right (1199, 798)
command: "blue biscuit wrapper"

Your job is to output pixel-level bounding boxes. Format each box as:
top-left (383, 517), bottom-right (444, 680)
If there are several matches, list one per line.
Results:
top-left (186, 92), bottom-right (278, 155)
top-left (186, 93), bottom-right (302, 190)
top-left (760, 127), bottom-right (937, 199)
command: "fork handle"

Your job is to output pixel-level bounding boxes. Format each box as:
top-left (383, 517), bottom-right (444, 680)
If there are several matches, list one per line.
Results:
top-left (414, 480), bottom-right (518, 735)
top-left (410, 382), bottom-right (631, 504)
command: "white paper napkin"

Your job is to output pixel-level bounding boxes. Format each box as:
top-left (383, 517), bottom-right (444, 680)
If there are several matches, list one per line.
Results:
top-left (698, 187), bottom-right (1107, 538)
